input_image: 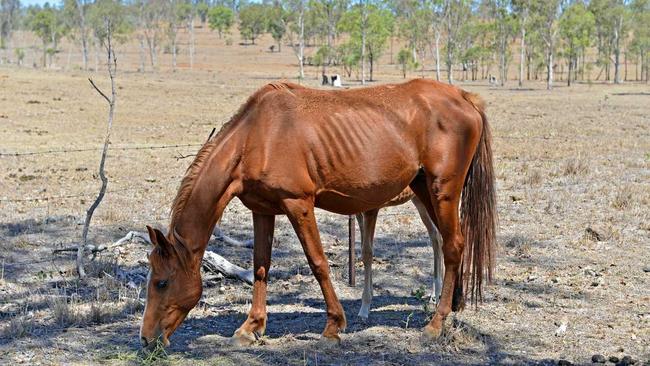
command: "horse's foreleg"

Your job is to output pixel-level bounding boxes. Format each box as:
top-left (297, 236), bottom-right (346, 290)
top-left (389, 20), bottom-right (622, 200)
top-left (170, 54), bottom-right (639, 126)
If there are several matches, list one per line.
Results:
top-left (411, 196), bottom-right (444, 304)
top-left (358, 209), bottom-right (379, 319)
top-left (232, 213), bottom-right (275, 345)
top-left (283, 198), bottom-right (346, 344)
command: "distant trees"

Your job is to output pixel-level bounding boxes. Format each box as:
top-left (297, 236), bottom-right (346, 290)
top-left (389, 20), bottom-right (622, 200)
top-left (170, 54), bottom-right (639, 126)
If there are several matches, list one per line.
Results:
top-left (559, 1), bottom-right (595, 86)
top-left (3, 0), bottom-right (649, 86)
top-left (1, 0), bottom-right (21, 61)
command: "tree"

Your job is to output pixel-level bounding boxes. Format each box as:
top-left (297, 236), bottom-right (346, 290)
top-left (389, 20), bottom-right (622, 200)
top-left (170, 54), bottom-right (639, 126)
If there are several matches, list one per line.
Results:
top-left (238, 4), bottom-right (267, 44)
top-left (629, 0), bottom-right (650, 82)
top-left (1, 0), bottom-right (20, 61)
top-left (397, 47), bottom-right (416, 78)
top-left (62, 0), bottom-right (90, 70)
top-left (559, 2), bottom-right (595, 86)
top-left (27, 5), bottom-right (68, 68)
top-left (530, 0), bottom-right (561, 90)
top-left (490, 0), bottom-right (516, 86)
top-left (196, 1), bottom-right (209, 27)
top-left (208, 5), bottom-right (233, 38)
top-left (286, 0), bottom-right (306, 79)
top-left (267, 3), bottom-right (287, 52)
top-left (442, 0), bottom-right (471, 84)
top-left (309, 0), bottom-right (348, 74)
top-left (135, 0), bottom-right (166, 70)
top-left (513, 0), bottom-right (531, 87)
top-left (339, 1), bottom-right (394, 81)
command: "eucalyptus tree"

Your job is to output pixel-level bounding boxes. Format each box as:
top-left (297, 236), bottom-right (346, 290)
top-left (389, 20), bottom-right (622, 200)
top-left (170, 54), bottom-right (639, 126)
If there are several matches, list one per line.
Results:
top-left (339, 0), bottom-right (394, 81)
top-left (442, 0), bottom-right (471, 84)
top-left (27, 4), bottom-right (68, 68)
top-left (1, 0), bottom-right (21, 61)
top-left (530, 0), bottom-right (561, 89)
top-left (628, 0), bottom-right (649, 81)
top-left (62, 0), bottom-right (91, 70)
top-left (512, 0), bottom-right (530, 87)
top-left (207, 4), bottom-right (234, 38)
top-left (489, 0), bottom-right (516, 86)
top-left (286, 0), bottom-right (307, 79)
top-left (589, 0), bottom-right (630, 83)
top-left (267, 2), bottom-right (287, 52)
top-left (559, 1), bottom-right (595, 86)
top-left (238, 3), bottom-right (267, 44)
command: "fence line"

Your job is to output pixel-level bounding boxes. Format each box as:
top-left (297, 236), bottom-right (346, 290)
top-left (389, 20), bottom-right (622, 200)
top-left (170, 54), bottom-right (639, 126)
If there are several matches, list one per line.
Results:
top-left (0, 187), bottom-right (139, 203)
top-left (0, 143), bottom-right (204, 157)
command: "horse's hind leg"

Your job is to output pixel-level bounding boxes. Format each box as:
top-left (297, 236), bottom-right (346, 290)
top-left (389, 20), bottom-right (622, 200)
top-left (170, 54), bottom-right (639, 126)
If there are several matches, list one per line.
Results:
top-left (410, 161), bottom-right (469, 339)
top-left (282, 198), bottom-right (346, 343)
top-left (232, 213), bottom-right (275, 345)
top-left (358, 209), bottom-right (379, 319)
top-left (411, 195), bottom-right (444, 304)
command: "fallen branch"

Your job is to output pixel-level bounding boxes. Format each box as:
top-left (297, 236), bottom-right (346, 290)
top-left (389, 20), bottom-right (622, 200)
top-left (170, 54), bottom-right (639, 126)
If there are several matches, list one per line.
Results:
top-left (202, 251), bottom-right (253, 285)
top-left (212, 227), bottom-right (253, 247)
top-left (56, 229), bottom-right (254, 285)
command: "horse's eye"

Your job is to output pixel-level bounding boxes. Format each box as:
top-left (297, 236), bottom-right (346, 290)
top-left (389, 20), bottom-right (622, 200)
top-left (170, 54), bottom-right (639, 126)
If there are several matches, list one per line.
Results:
top-left (156, 280), bottom-right (168, 289)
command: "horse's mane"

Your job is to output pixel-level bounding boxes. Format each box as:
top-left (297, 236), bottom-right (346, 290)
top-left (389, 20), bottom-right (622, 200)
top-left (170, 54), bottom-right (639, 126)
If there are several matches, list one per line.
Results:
top-left (168, 82), bottom-right (303, 234)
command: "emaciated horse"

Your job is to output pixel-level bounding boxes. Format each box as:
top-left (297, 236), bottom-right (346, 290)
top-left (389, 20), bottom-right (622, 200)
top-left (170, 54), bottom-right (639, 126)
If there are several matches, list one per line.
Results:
top-left (140, 79), bottom-right (496, 347)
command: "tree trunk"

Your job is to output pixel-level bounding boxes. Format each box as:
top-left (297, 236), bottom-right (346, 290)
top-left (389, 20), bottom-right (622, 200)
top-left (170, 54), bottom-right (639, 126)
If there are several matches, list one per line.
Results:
top-left (547, 48), bottom-right (553, 90)
top-left (77, 0), bottom-right (89, 71)
top-left (172, 33), bottom-right (177, 72)
top-left (298, 8), bottom-right (305, 80)
top-left (519, 26), bottom-right (525, 88)
top-left (435, 30), bottom-right (441, 81)
top-left (614, 17), bottom-right (622, 84)
top-left (138, 36), bottom-right (146, 72)
top-left (361, 0), bottom-right (367, 85)
top-left (189, 17), bottom-right (195, 70)
top-left (42, 40), bottom-right (47, 68)
top-left (566, 57), bottom-right (573, 86)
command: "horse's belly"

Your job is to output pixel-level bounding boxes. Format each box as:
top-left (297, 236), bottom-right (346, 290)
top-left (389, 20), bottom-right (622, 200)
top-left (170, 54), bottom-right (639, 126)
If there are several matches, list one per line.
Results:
top-left (314, 166), bottom-right (418, 215)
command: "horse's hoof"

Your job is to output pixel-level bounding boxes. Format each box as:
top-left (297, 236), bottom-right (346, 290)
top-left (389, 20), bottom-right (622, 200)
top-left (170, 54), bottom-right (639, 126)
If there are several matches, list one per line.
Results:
top-left (318, 334), bottom-right (341, 348)
top-left (357, 309), bottom-right (370, 321)
top-left (231, 329), bottom-right (256, 346)
top-left (421, 324), bottom-right (442, 341)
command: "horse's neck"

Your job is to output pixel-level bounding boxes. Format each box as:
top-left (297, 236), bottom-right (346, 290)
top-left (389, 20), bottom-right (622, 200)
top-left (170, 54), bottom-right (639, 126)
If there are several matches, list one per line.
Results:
top-left (173, 132), bottom-right (242, 258)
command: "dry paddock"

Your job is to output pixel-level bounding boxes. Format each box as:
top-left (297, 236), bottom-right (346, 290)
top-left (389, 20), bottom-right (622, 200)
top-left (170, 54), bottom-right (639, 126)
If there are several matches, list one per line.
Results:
top-left (0, 61), bottom-right (649, 365)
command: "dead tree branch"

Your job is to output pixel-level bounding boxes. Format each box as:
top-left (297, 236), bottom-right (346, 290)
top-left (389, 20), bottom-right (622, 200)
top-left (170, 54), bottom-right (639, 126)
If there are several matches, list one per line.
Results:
top-left (77, 19), bottom-right (117, 278)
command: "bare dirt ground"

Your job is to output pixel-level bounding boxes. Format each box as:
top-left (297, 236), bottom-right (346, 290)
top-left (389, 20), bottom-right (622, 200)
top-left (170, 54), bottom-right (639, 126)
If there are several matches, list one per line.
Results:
top-left (1, 28), bottom-right (649, 365)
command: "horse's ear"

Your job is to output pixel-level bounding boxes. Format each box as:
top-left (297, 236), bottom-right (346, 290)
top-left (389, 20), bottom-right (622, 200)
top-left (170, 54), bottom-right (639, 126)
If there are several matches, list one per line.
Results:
top-left (146, 225), bottom-right (169, 251)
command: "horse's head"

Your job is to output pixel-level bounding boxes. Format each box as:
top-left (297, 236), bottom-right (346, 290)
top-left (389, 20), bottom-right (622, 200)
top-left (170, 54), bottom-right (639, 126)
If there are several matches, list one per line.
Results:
top-left (140, 226), bottom-right (202, 348)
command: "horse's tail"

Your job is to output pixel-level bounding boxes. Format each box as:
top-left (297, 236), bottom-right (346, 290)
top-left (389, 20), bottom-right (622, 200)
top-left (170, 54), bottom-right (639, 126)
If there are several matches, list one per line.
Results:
top-left (458, 90), bottom-right (497, 308)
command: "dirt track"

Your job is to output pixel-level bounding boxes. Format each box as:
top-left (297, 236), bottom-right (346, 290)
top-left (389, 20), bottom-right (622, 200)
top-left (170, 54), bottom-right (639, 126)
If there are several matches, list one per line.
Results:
top-left (1, 28), bottom-right (649, 365)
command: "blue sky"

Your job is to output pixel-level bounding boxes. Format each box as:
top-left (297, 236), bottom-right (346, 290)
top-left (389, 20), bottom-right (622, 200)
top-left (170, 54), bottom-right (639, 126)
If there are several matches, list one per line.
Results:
top-left (22, 0), bottom-right (62, 6)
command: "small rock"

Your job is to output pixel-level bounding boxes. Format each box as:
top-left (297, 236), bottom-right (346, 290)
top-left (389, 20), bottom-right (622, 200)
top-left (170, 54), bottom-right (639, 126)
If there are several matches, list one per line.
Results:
top-left (610, 356), bottom-right (620, 363)
top-left (218, 286), bottom-right (225, 293)
top-left (643, 266), bottom-right (650, 273)
top-left (621, 356), bottom-right (636, 365)
top-left (585, 227), bottom-right (604, 241)
top-left (558, 360), bottom-right (573, 366)
top-left (592, 354), bottom-right (606, 363)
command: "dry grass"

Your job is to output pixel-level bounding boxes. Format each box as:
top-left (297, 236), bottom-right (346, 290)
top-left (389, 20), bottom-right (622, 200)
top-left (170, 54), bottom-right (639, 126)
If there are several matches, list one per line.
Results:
top-left (1, 28), bottom-right (649, 365)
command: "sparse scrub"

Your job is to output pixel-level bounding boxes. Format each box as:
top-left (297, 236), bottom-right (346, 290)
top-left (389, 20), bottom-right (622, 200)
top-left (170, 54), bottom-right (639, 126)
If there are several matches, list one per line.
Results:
top-left (4, 314), bottom-right (34, 338)
top-left (49, 295), bottom-right (79, 327)
top-left (523, 169), bottom-right (543, 186)
top-left (612, 190), bottom-right (632, 209)
top-left (563, 158), bottom-right (589, 176)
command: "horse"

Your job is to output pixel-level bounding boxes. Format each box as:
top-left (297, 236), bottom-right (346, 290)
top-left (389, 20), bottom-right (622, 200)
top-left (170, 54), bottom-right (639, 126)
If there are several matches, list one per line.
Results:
top-left (356, 187), bottom-right (443, 319)
top-left (139, 78), bottom-right (496, 347)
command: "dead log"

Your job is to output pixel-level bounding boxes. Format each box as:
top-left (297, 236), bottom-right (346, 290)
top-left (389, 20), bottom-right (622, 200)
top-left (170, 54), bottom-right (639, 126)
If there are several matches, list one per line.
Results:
top-left (55, 230), bottom-right (254, 285)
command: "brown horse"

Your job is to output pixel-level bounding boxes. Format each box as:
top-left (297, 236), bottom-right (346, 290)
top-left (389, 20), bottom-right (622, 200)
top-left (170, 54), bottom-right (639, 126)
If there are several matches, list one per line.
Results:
top-left (140, 79), bottom-right (496, 347)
